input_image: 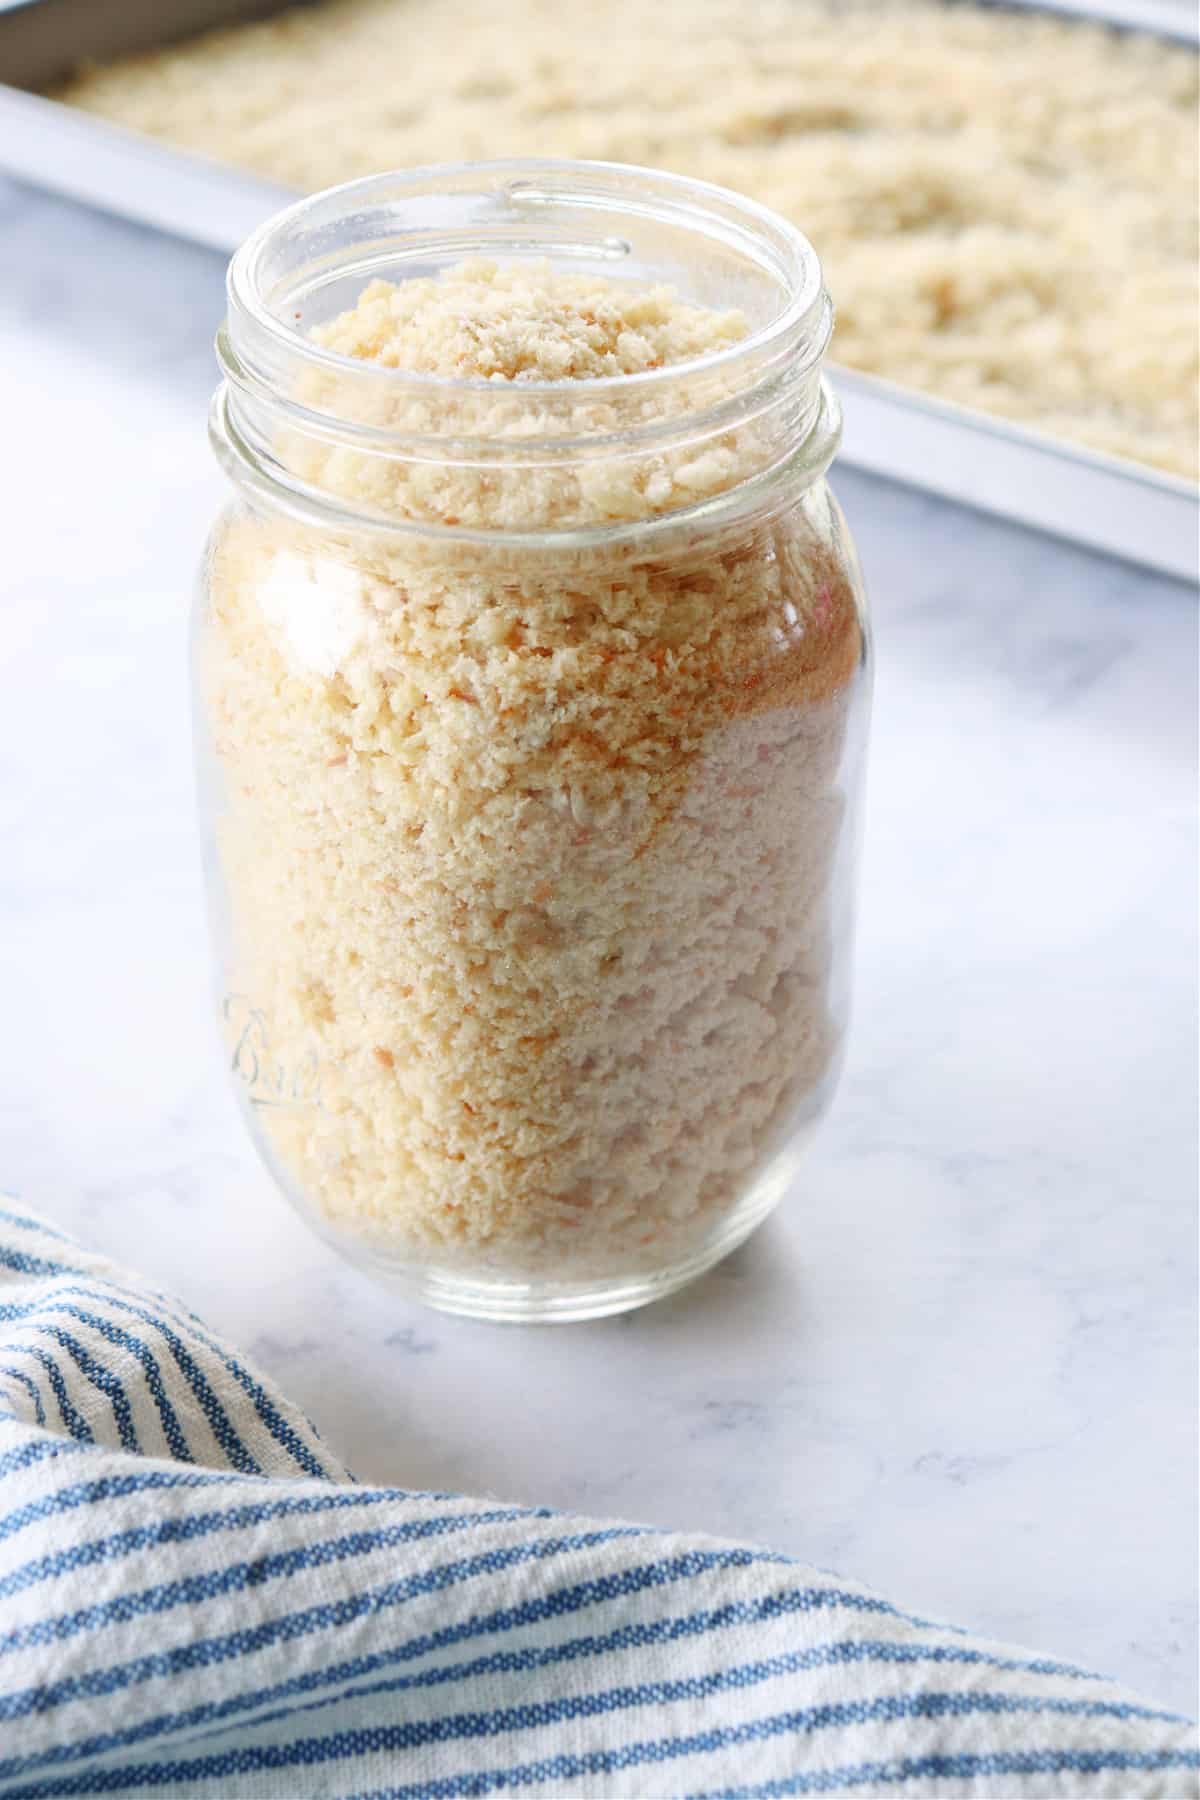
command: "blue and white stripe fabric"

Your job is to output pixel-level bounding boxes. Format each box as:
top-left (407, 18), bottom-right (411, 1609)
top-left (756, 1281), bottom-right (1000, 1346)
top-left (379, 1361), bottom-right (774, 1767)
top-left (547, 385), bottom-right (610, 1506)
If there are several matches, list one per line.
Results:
top-left (0, 1204), bottom-right (1195, 1800)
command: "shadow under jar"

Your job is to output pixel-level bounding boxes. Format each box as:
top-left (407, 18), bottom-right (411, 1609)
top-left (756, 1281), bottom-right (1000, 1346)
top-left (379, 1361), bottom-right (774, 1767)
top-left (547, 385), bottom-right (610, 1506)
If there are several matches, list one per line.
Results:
top-left (196, 160), bottom-right (871, 1321)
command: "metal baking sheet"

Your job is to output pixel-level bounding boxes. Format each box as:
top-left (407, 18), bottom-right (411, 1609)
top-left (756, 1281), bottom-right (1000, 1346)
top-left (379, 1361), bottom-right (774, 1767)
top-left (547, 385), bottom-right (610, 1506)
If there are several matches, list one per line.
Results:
top-left (1, 0), bottom-right (1195, 581)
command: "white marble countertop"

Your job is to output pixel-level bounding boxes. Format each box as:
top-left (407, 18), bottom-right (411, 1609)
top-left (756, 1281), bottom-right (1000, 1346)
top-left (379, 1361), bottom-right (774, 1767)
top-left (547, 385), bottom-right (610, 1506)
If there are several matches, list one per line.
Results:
top-left (1, 179), bottom-right (1195, 1717)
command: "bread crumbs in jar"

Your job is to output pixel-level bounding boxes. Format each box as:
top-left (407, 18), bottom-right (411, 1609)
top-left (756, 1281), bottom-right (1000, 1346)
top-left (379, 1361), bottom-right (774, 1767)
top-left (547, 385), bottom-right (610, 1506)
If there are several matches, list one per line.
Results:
top-left (197, 162), bottom-right (871, 1319)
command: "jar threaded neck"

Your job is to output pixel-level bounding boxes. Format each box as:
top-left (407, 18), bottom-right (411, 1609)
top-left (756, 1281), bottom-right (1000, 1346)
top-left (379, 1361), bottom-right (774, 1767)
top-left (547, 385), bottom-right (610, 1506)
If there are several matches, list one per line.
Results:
top-left (216, 159), bottom-right (840, 542)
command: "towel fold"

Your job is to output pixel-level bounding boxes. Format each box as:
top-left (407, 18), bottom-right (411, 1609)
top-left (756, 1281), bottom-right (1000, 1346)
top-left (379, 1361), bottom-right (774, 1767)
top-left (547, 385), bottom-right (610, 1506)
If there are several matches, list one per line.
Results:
top-left (0, 1202), bottom-right (1194, 1800)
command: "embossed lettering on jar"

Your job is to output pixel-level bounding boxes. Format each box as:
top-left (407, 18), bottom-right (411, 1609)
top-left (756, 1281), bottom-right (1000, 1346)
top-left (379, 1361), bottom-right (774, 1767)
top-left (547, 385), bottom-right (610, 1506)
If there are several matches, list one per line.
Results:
top-left (196, 162), bottom-right (872, 1320)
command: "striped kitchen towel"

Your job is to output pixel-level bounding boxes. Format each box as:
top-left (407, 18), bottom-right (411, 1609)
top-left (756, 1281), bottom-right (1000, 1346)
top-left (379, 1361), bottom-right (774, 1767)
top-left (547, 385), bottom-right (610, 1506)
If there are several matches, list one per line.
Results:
top-left (0, 1203), bottom-right (1195, 1800)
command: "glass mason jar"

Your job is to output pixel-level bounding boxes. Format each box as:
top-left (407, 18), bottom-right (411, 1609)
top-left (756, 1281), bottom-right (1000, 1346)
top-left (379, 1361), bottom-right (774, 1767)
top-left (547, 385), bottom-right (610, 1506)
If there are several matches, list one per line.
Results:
top-left (195, 161), bottom-right (871, 1321)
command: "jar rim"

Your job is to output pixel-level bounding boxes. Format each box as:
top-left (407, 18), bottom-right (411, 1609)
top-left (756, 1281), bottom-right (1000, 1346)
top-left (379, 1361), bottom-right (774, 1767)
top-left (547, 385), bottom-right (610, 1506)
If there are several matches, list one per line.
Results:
top-left (225, 158), bottom-right (831, 402)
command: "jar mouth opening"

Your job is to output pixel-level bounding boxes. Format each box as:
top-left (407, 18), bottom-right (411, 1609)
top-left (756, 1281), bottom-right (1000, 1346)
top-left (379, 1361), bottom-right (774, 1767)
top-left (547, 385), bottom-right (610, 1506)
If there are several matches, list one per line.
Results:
top-left (224, 159), bottom-right (831, 403)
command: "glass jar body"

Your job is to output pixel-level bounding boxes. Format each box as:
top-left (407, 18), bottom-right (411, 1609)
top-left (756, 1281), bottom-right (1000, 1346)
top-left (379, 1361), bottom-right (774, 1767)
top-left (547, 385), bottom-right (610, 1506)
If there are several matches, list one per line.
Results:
top-left (194, 473), bottom-right (869, 1319)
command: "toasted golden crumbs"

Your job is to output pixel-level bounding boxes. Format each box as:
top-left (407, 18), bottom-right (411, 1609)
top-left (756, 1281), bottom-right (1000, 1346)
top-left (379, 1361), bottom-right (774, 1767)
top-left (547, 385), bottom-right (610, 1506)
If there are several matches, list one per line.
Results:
top-left (313, 263), bottom-right (746, 379)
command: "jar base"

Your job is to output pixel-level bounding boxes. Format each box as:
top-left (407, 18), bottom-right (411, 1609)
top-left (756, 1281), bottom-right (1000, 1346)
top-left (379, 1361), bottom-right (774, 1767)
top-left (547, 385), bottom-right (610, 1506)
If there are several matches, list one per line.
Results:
top-left (240, 1088), bottom-right (822, 1321)
top-left (286, 1161), bottom-right (798, 1323)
